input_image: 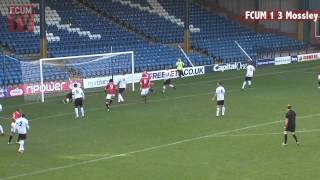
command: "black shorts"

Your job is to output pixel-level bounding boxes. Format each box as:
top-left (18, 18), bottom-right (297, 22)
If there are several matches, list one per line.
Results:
top-left (245, 77), bottom-right (252, 81)
top-left (119, 88), bottom-right (125, 94)
top-left (285, 124), bottom-right (296, 132)
top-left (163, 79), bottom-right (171, 85)
top-left (18, 134), bottom-right (27, 140)
top-left (177, 70), bottom-right (183, 76)
top-left (65, 92), bottom-right (72, 99)
top-left (217, 100), bottom-right (224, 106)
top-left (74, 98), bottom-right (83, 107)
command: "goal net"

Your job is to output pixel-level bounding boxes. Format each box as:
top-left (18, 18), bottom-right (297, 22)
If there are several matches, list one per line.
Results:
top-left (38, 51), bottom-right (134, 102)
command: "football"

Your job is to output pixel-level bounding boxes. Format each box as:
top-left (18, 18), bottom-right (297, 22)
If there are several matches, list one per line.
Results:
top-left (66, 98), bottom-right (70, 103)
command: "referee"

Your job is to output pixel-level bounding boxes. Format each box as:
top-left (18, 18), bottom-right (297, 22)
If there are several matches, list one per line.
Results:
top-left (283, 104), bottom-right (299, 146)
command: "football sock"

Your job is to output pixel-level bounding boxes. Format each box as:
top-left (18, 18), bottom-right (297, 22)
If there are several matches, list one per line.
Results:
top-left (8, 135), bottom-right (12, 143)
top-left (169, 84), bottom-right (174, 88)
top-left (75, 108), bottom-right (79, 118)
top-left (162, 86), bottom-right (166, 93)
top-left (80, 107), bottom-right (84, 117)
top-left (16, 136), bottom-right (20, 143)
top-left (222, 106), bottom-right (225, 116)
top-left (318, 81), bottom-right (320, 86)
top-left (248, 81), bottom-right (252, 87)
top-left (109, 100), bottom-right (113, 106)
top-left (0, 125), bottom-right (3, 134)
top-left (216, 107), bottom-right (220, 116)
top-left (284, 134), bottom-right (288, 144)
top-left (292, 134), bottom-right (298, 143)
top-left (118, 94), bottom-right (124, 102)
top-left (19, 140), bottom-right (24, 152)
top-left (242, 81), bottom-right (246, 89)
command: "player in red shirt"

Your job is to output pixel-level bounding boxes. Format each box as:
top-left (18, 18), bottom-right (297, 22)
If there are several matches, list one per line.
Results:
top-left (140, 75), bottom-right (151, 104)
top-left (142, 70), bottom-right (154, 93)
top-left (8, 108), bottom-right (21, 144)
top-left (105, 79), bottom-right (117, 111)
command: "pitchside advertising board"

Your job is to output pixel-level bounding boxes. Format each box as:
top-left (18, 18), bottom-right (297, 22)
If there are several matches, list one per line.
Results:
top-left (274, 56), bottom-right (292, 65)
top-left (298, 52), bottom-right (320, 62)
top-left (1, 80), bottom-right (83, 98)
top-left (83, 66), bottom-right (205, 89)
top-left (205, 62), bottom-right (248, 73)
top-left (256, 59), bottom-right (274, 67)
top-left (7, 5), bottom-right (34, 32)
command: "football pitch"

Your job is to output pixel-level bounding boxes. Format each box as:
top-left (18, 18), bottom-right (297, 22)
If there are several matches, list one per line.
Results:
top-left (1, 61), bottom-right (320, 180)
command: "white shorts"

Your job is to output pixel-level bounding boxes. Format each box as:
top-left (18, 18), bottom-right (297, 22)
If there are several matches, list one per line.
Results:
top-left (106, 94), bottom-right (115, 100)
top-left (11, 122), bottom-right (16, 132)
top-left (141, 88), bottom-right (149, 96)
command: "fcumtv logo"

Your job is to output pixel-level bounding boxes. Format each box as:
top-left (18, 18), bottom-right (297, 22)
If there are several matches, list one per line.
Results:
top-left (7, 5), bottom-right (34, 32)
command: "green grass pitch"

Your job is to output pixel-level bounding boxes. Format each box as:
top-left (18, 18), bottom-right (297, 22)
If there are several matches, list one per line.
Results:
top-left (1, 61), bottom-right (320, 180)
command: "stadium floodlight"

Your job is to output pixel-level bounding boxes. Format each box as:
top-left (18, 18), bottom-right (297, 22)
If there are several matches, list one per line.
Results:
top-left (39, 51), bottom-right (134, 102)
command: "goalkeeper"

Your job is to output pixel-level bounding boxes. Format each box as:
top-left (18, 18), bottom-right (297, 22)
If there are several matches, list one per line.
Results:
top-left (176, 58), bottom-right (184, 78)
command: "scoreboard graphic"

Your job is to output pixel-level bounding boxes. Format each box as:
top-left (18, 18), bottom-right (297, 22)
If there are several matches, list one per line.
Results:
top-left (7, 5), bottom-right (34, 32)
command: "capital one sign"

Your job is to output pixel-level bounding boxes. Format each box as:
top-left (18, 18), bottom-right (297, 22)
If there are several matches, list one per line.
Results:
top-left (7, 5), bottom-right (34, 32)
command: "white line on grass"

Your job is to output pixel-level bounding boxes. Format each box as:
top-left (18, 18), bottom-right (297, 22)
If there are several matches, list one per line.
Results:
top-left (1, 113), bottom-right (319, 180)
top-left (3, 64), bottom-right (317, 109)
top-left (212, 128), bottom-right (320, 138)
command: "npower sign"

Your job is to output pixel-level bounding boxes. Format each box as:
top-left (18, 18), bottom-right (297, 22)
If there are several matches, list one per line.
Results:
top-left (206, 62), bottom-right (248, 73)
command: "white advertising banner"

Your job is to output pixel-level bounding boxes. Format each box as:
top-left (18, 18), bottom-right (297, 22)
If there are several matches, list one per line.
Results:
top-left (83, 66), bottom-right (205, 89)
top-left (298, 52), bottom-right (320, 62)
top-left (274, 56), bottom-right (291, 65)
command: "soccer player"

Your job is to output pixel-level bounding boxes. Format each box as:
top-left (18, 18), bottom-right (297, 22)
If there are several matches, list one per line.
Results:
top-left (105, 79), bottom-right (117, 111)
top-left (0, 104), bottom-right (4, 136)
top-left (8, 108), bottom-right (21, 144)
top-left (140, 74), bottom-right (151, 104)
top-left (117, 73), bottom-right (126, 103)
top-left (72, 83), bottom-right (85, 119)
top-left (0, 123), bottom-right (3, 136)
top-left (142, 70), bottom-right (154, 93)
top-left (162, 68), bottom-right (176, 94)
top-left (212, 81), bottom-right (226, 117)
top-left (283, 104), bottom-right (299, 146)
top-left (14, 113), bottom-right (29, 153)
top-left (176, 58), bottom-right (184, 78)
top-left (241, 63), bottom-right (256, 90)
top-left (63, 91), bottom-right (72, 104)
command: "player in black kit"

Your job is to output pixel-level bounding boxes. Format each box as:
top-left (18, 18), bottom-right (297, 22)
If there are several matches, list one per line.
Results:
top-left (283, 105), bottom-right (299, 146)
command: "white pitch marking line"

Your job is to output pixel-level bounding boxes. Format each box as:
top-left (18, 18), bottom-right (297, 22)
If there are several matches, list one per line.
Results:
top-left (1, 113), bottom-right (319, 180)
top-left (212, 128), bottom-right (320, 138)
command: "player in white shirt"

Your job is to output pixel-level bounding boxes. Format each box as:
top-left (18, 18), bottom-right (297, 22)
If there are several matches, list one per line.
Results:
top-left (72, 83), bottom-right (85, 119)
top-left (117, 73), bottom-right (127, 103)
top-left (0, 104), bottom-right (4, 136)
top-left (14, 114), bottom-right (29, 153)
top-left (162, 69), bottom-right (176, 94)
top-left (212, 81), bottom-right (226, 117)
top-left (242, 63), bottom-right (256, 90)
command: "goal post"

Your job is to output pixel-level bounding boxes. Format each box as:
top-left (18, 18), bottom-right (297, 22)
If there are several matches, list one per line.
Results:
top-left (39, 51), bottom-right (135, 102)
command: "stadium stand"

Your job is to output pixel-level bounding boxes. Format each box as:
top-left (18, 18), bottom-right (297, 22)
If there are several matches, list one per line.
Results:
top-left (85, 0), bottom-right (307, 62)
top-left (0, 0), bottom-right (308, 86)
